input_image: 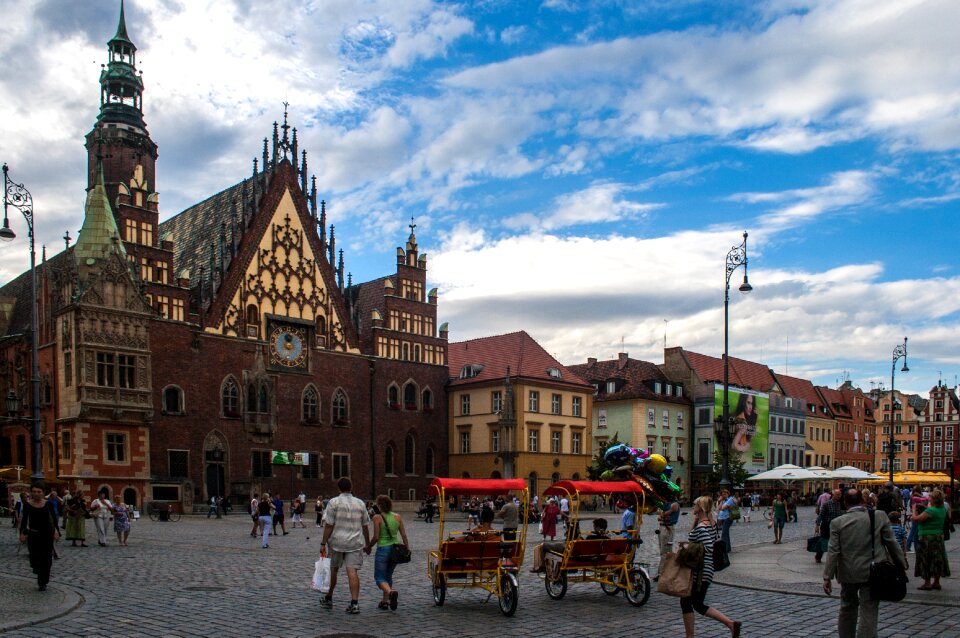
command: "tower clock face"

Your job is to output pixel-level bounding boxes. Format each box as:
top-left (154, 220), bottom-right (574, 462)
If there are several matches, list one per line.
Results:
top-left (270, 326), bottom-right (307, 368)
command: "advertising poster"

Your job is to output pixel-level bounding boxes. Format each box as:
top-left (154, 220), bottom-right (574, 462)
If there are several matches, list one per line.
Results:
top-left (271, 451), bottom-right (309, 466)
top-left (713, 385), bottom-right (769, 474)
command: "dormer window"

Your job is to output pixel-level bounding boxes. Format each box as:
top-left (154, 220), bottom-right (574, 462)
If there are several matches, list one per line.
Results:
top-left (459, 364), bottom-right (484, 379)
top-left (654, 382), bottom-right (661, 394)
top-left (675, 385), bottom-right (683, 398)
top-left (546, 367), bottom-right (562, 379)
top-left (606, 381), bottom-right (616, 394)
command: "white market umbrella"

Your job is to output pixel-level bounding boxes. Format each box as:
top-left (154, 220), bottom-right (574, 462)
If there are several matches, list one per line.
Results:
top-left (827, 466), bottom-right (880, 481)
top-left (807, 466), bottom-right (831, 477)
top-left (746, 464), bottom-right (821, 482)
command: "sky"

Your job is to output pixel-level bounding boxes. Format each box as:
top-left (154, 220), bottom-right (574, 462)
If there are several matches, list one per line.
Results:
top-left (0, 0), bottom-right (957, 397)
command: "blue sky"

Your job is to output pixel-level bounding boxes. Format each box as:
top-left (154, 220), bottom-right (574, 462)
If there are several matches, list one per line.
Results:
top-left (0, 0), bottom-right (958, 396)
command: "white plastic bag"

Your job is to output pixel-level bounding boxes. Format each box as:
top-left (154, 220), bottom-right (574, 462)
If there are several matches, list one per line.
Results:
top-left (312, 556), bottom-right (331, 593)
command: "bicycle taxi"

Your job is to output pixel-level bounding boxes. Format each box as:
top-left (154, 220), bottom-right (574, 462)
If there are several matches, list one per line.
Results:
top-left (538, 479), bottom-right (651, 606)
top-left (426, 477), bottom-right (529, 616)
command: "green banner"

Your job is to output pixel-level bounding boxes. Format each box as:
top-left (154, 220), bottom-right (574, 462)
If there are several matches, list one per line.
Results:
top-left (714, 385), bottom-right (769, 474)
top-left (271, 451), bottom-right (309, 466)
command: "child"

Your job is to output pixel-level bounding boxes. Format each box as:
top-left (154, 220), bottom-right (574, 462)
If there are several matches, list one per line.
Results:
top-left (888, 511), bottom-right (908, 567)
top-left (585, 518), bottom-right (608, 539)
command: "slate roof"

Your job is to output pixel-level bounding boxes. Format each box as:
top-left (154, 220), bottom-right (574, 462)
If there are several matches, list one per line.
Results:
top-left (158, 174), bottom-right (261, 285)
top-left (0, 250), bottom-right (72, 337)
top-left (350, 275), bottom-right (393, 327)
top-left (448, 331), bottom-right (590, 389)
top-left (682, 349), bottom-right (778, 392)
top-left (567, 356), bottom-right (690, 406)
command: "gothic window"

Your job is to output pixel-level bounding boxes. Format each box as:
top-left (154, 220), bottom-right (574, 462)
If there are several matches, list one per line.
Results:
top-left (246, 304), bottom-right (260, 337)
top-left (221, 377), bottom-right (240, 417)
top-left (385, 443), bottom-right (396, 475)
top-left (422, 389), bottom-right (433, 410)
top-left (425, 446), bottom-right (435, 476)
top-left (302, 385), bottom-right (319, 423)
top-left (388, 385), bottom-right (400, 407)
top-left (163, 386), bottom-right (183, 414)
top-left (332, 389), bottom-right (349, 425)
top-left (404, 433), bottom-right (416, 474)
top-left (404, 382), bottom-right (418, 410)
top-left (258, 385), bottom-right (269, 413)
top-left (96, 352), bottom-right (115, 386)
top-left (247, 384), bottom-right (257, 413)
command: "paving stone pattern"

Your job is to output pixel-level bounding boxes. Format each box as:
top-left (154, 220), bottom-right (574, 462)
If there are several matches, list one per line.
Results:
top-left (0, 506), bottom-right (957, 637)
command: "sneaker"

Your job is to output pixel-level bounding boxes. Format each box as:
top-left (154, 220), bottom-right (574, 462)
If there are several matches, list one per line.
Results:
top-left (320, 597), bottom-right (333, 610)
top-left (346, 603), bottom-right (360, 614)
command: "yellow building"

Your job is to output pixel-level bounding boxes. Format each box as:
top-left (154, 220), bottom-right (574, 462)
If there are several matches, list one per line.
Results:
top-left (873, 389), bottom-right (922, 474)
top-left (447, 331), bottom-right (593, 497)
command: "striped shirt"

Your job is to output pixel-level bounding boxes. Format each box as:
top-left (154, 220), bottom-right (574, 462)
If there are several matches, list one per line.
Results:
top-left (323, 492), bottom-right (370, 553)
top-left (688, 523), bottom-right (720, 584)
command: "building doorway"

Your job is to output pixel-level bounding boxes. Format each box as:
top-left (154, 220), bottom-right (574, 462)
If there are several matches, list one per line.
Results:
top-left (203, 431), bottom-right (228, 502)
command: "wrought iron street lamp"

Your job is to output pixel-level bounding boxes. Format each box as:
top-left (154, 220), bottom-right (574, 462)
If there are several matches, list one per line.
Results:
top-left (0, 163), bottom-right (43, 481)
top-left (720, 231), bottom-right (752, 487)
top-left (888, 337), bottom-right (909, 483)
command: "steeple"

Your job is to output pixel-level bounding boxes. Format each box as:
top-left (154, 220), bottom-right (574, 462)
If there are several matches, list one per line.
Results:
top-left (74, 162), bottom-right (126, 278)
top-left (99, 0), bottom-right (145, 130)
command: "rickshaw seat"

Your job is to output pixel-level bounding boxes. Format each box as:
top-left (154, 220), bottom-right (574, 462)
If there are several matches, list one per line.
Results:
top-left (557, 538), bottom-right (631, 569)
top-left (438, 539), bottom-right (506, 572)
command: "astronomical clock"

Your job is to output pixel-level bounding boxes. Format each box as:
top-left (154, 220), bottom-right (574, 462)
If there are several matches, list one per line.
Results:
top-left (268, 320), bottom-right (309, 370)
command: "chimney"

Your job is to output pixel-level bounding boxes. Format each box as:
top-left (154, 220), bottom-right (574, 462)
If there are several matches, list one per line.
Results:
top-left (618, 352), bottom-right (628, 369)
top-left (587, 357), bottom-right (597, 367)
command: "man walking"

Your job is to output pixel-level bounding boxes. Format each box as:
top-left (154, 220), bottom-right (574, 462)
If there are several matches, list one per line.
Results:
top-left (320, 478), bottom-right (372, 614)
top-left (717, 489), bottom-right (736, 552)
top-left (815, 489), bottom-right (844, 563)
top-left (654, 496), bottom-right (680, 581)
top-left (272, 491), bottom-right (288, 536)
top-left (559, 496), bottom-right (571, 530)
top-left (207, 495), bottom-right (220, 518)
top-left (823, 488), bottom-right (907, 638)
top-left (496, 496), bottom-right (519, 541)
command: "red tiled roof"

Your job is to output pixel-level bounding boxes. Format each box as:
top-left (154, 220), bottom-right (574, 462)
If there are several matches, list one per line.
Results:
top-left (566, 356), bottom-right (690, 405)
top-left (774, 372), bottom-right (827, 413)
top-left (682, 350), bottom-right (777, 393)
top-left (817, 386), bottom-right (851, 417)
top-left (448, 331), bottom-right (590, 388)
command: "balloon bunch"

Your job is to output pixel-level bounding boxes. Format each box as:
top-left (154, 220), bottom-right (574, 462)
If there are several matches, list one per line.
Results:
top-left (599, 443), bottom-right (681, 511)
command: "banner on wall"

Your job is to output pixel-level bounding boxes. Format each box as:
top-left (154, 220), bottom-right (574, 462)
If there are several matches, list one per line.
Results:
top-left (713, 385), bottom-right (769, 474)
top-left (271, 451), bottom-right (309, 466)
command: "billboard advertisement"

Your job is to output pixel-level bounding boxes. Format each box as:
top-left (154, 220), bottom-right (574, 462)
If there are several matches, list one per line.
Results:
top-left (714, 385), bottom-right (769, 474)
top-left (271, 451), bottom-right (309, 466)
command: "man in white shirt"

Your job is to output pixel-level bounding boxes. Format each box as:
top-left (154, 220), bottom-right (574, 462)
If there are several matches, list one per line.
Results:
top-left (559, 496), bottom-right (571, 529)
top-left (320, 478), bottom-right (372, 614)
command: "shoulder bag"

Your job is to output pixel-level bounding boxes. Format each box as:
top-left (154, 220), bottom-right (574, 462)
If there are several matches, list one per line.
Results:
top-left (383, 513), bottom-right (412, 565)
top-left (868, 509), bottom-right (907, 602)
top-left (656, 552), bottom-right (694, 597)
top-left (712, 525), bottom-right (730, 572)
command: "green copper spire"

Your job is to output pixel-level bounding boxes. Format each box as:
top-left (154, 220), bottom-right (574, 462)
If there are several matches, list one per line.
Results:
top-left (110, 0), bottom-right (134, 48)
top-left (98, 0), bottom-right (144, 129)
top-left (75, 162), bottom-right (126, 270)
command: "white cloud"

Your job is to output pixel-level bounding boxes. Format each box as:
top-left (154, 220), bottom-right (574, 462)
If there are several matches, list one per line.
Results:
top-left (504, 182), bottom-right (663, 231)
top-left (500, 25), bottom-right (527, 45)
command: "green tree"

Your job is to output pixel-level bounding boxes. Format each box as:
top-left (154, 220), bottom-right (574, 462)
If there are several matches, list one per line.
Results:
top-left (705, 449), bottom-right (749, 490)
top-left (587, 433), bottom-right (621, 480)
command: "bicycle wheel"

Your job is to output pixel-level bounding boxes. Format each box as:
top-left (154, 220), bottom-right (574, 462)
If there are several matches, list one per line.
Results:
top-left (168, 510), bottom-right (182, 522)
top-left (148, 506), bottom-right (159, 522)
top-left (544, 570), bottom-right (567, 600)
top-left (600, 572), bottom-right (620, 595)
top-left (625, 568), bottom-right (650, 607)
top-left (498, 572), bottom-right (519, 616)
top-left (432, 573), bottom-right (446, 606)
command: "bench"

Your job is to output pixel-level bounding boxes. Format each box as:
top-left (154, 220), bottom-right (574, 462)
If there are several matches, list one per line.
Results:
top-left (548, 538), bottom-right (631, 570)
top-left (435, 538), bottom-right (521, 573)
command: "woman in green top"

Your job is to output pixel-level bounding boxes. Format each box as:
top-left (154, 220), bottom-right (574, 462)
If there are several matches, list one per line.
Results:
top-left (771, 493), bottom-right (787, 544)
top-left (913, 488), bottom-right (950, 590)
top-left (366, 495), bottom-right (410, 610)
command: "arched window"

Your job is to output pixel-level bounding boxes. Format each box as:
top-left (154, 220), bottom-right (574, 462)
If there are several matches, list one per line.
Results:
top-left (258, 385), bottom-right (269, 413)
top-left (425, 446), bottom-right (435, 476)
top-left (422, 388), bottom-right (433, 410)
top-left (528, 472), bottom-right (538, 497)
top-left (491, 470), bottom-right (502, 478)
top-left (163, 386), bottom-right (183, 414)
top-left (332, 389), bottom-right (348, 424)
top-left (246, 383), bottom-right (257, 413)
top-left (404, 433), bottom-right (415, 474)
top-left (302, 386), bottom-right (319, 423)
top-left (222, 378), bottom-right (240, 416)
top-left (402, 343), bottom-right (409, 360)
top-left (403, 382), bottom-right (417, 410)
top-left (572, 472), bottom-right (581, 480)
top-left (385, 444), bottom-right (396, 475)
top-left (388, 385), bottom-right (399, 407)
top-left (246, 304), bottom-right (259, 335)
top-left (551, 472), bottom-right (561, 483)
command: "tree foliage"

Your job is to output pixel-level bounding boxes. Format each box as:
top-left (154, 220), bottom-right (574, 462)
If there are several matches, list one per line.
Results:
top-left (587, 433), bottom-right (621, 481)
top-left (705, 449), bottom-right (749, 490)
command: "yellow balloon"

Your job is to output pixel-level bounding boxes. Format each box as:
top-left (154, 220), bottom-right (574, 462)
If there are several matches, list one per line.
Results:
top-left (647, 454), bottom-right (667, 474)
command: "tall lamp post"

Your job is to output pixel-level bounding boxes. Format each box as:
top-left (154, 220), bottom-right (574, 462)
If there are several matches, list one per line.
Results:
top-left (719, 231), bottom-right (753, 487)
top-left (0, 163), bottom-right (43, 481)
top-left (888, 337), bottom-right (909, 483)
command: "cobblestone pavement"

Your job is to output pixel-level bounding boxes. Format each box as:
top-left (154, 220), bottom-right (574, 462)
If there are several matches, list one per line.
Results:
top-left (1, 506), bottom-right (957, 637)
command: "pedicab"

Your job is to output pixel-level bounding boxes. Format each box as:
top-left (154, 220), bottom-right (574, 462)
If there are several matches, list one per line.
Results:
top-left (537, 480), bottom-right (651, 606)
top-left (426, 477), bottom-right (529, 616)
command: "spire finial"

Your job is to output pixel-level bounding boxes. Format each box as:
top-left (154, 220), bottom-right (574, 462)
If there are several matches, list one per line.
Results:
top-left (63, 231), bottom-right (72, 250)
top-left (115, 0), bottom-right (130, 42)
top-left (409, 216), bottom-right (417, 236)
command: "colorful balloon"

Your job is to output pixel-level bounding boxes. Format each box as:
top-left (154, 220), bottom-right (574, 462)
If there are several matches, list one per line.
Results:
top-left (647, 454), bottom-right (667, 474)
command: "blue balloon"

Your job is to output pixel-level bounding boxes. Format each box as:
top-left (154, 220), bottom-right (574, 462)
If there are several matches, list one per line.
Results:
top-left (663, 465), bottom-right (673, 478)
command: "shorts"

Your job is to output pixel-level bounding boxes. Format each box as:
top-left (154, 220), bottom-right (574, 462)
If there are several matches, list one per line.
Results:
top-left (330, 549), bottom-right (364, 571)
top-left (774, 516), bottom-right (786, 529)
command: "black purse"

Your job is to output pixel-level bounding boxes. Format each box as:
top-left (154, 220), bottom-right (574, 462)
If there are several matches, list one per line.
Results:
top-left (868, 510), bottom-right (907, 602)
top-left (383, 512), bottom-right (412, 565)
top-left (712, 527), bottom-right (730, 572)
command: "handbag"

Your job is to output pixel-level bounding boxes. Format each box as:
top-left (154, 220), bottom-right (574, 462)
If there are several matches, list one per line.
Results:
top-left (382, 512), bottom-right (412, 565)
top-left (806, 536), bottom-right (822, 552)
top-left (867, 510), bottom-right (907, 602)
top-left (729, 504), bottom-right (741, 521)
top-left (312, 553), bottom-right (332, 592)
top-left (656, 552), bottom-right (694, 597)
top-left (712, 526), bottom-right (730, 572)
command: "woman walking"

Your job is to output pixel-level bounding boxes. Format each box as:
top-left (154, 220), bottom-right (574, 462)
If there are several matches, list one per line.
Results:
top-left (679, 496), bottom-right (741, 638)
top-left (541, 497), bottom-right (560, 541)
top-left (89, 489), bottom-right (113, 547)
top-left (112, 498), bottom-right (132, 546)
top-left (367, 495), bottom-right (410, 610)
top-left (914, 488), bottom-right (950, 590)
top-left (18, 483), bottom-right (60, 591)
top-left (65, 493), bottom-right (88, 547)
top-left (771, 493), bottom-right (787, 544)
